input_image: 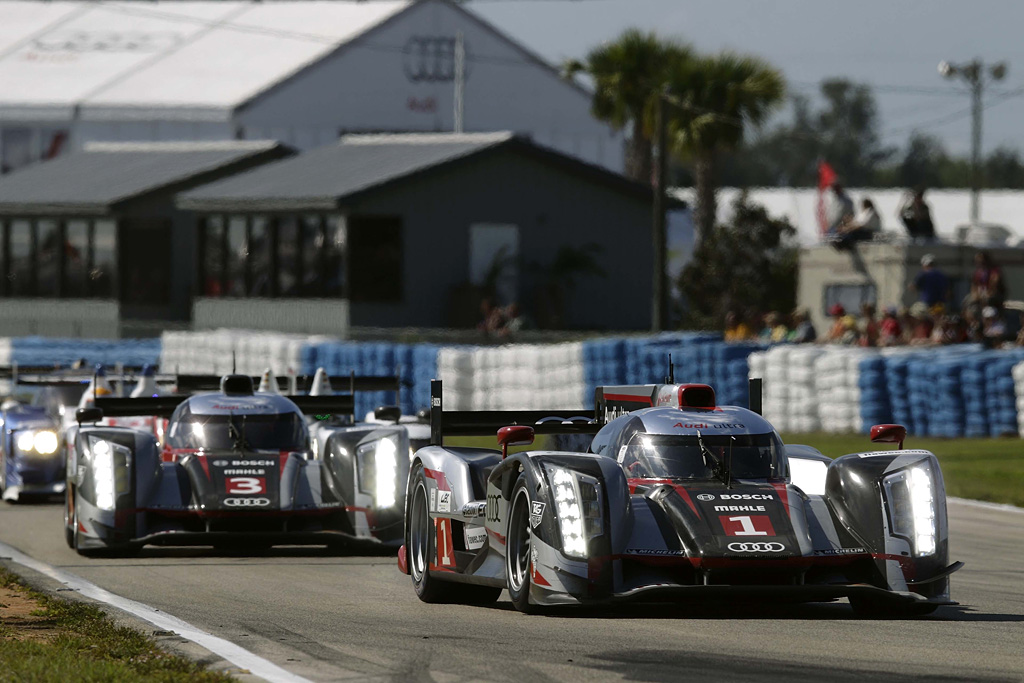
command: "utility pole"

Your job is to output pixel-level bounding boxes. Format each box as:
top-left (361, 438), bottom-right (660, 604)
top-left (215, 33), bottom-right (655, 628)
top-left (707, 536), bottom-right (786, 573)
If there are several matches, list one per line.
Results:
top-left (939, 59), bottom-right (1007, 224)
top-left (651, 92), bottom-right (669, 332)
top-left (453, 31), bottom-right (465, 134)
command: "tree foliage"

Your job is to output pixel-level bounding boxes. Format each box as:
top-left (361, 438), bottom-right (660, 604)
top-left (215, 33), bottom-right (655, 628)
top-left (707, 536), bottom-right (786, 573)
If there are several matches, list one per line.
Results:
top-left (677, 195), bottom-right (797, 329)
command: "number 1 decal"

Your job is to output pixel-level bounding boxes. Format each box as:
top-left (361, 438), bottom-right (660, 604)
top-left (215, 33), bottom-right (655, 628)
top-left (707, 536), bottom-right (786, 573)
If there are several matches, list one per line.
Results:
top-left (719, 514), bottom-right (775, 537)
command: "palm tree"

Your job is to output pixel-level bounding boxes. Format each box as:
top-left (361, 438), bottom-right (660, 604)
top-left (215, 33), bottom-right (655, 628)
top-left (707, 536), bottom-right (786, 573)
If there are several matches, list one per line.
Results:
top-left (666, 52), bottom-right (785, 239)
top-left (564, 30), bottom-right (692, 184)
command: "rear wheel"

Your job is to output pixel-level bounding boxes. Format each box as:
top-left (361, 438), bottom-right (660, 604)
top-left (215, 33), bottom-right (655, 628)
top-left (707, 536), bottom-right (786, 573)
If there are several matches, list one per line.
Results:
top-left (506, 476), bottom-right (536, 613)
top-left (850, 594), bottom-right (939, 618)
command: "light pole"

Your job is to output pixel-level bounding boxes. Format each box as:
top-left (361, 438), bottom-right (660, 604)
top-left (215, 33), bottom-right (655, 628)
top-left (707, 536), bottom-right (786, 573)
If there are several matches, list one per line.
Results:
top-left (938, 59), bottom-right (1007, 224)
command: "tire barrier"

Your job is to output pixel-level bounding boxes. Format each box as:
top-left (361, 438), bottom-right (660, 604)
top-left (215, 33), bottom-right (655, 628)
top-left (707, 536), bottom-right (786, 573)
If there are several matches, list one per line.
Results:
top-left (6, 331), bottom-right (1024, 438)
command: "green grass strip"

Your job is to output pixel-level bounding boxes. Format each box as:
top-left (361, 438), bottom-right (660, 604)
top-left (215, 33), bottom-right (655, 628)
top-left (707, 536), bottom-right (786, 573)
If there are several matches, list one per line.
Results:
top-left (0, 568), bottom-right (234, 683)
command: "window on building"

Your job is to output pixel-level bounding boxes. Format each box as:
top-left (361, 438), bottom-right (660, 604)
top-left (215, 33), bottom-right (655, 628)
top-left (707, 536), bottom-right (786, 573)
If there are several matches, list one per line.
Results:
top-left (823, 283), bottom-right (876, 316)
top-left (201, 216), bottom-right (226, 296)
top-left (348, 215), bottom-right (402, 303)
top-left (226, 216), bottom-right (247, 296)
top-left (324, 215), bottom-right (346, 297)
top-left (249, 216), bottom-right (272, 297)
top-left (8, 219), bottom-right (33, 296)
top-left (278, 215), bottom-right (300, 297)
top-left (301, 215), bottom-right (324, 296)
top-left (65, 220), bottom-right (89, 297)
top-left (91, 219), bottom-right (117, 298)
top-left (36, 219), bottom-right (60, 297)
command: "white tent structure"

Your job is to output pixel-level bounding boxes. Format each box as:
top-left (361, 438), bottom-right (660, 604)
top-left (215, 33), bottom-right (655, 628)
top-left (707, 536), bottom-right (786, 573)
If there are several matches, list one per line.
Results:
top-left (0, 0), bottom-right (622, 173)
top-left (672, 187), bottom-right (1024, 246)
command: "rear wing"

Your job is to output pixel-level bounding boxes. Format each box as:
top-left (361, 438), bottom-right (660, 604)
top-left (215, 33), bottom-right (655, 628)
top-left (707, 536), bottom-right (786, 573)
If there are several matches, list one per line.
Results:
top-left (428, 379), bottom-right (601, 446)
top-left (93, 394), bottom-right (356, 419)
top-left (174, 373), bottom-right (401, 396)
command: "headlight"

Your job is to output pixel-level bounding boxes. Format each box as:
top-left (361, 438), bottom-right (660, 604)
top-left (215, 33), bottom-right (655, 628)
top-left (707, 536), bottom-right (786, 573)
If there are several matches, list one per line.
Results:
top-left (34, 430), bottom-right (59, 455)
top-left (883, 465), bottom-right (936, 556)
top-left (547, 466), bottom-right (603, 559)
top-left (356, 437), bottom-right (399, 508)
top-left (15, 430), bottom-right (59, 456)
top-left (87, 437), bottom-right (131, 511)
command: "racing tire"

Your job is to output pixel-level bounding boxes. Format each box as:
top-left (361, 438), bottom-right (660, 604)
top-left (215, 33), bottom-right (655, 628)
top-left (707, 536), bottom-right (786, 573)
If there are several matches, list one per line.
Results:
top-left (64, 486), bottom-right (76, 549)
top-left (849, 595), bottom-right (939, 618)
top-left (505, 475), bottom-right (537, 614)
top-left (408, 466), bottom-right (460, 603)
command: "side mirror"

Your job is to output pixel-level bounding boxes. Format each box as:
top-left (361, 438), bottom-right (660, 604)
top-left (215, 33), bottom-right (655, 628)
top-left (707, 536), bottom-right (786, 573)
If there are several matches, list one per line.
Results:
top-left (374, 405), bottom-right (402, 423)
top-left (76, 407), bottom-right (103, 425)
top-left (497, 425), bottom-right (535, 460)
top-left (870, 423), bottom-right (906, 450)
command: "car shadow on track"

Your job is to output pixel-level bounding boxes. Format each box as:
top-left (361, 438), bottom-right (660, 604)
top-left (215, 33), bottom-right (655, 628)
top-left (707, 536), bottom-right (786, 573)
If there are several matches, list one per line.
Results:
top-left (488, 600), bottom-right (1024, 622)
top-left (71, 541), bottom-right (397, 562)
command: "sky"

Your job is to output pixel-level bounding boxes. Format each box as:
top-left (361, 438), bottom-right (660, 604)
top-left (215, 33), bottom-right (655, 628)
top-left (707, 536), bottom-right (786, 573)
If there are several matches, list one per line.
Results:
top-left (471, 0), bottom-right (1024, 157)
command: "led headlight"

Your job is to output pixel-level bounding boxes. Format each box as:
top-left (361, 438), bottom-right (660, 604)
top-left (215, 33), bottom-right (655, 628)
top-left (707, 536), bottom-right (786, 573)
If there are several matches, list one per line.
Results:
top-left (883, 465), bottom-right (936, 556)
top-left (356, 437), bottom-right (399, 508)
top-left (15, 430), bottom-right (59, 456)
top-left (548, 466), bottom-right (603, 559)
top-left (87, 436), bottom-right (131, 511)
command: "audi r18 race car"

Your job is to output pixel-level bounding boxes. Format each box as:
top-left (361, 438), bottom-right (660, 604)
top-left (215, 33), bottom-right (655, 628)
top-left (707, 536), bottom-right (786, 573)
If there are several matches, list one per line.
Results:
top-left (0, 367), bottom-right (91, 501)
top-left (64, 372), bottom-right (413, 554)
top-left (398, 379), bottom-right (961, 616)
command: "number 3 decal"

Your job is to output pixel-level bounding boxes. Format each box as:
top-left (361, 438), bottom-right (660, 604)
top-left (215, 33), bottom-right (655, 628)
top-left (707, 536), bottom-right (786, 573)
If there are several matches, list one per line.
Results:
top-left (226, 476), bottom-right (266, 494)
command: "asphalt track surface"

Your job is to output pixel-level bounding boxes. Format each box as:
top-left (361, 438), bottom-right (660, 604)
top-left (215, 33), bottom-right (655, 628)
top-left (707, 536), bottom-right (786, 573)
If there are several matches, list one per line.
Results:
top-left (1, 500), bottom-right (1022, 682)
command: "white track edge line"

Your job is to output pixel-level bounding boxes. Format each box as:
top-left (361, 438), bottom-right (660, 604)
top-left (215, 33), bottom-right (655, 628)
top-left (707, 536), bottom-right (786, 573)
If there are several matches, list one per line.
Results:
top-left (0, 541), bottom-right (312, 683)
top-left (949, 497), bottom-right (1024, 515)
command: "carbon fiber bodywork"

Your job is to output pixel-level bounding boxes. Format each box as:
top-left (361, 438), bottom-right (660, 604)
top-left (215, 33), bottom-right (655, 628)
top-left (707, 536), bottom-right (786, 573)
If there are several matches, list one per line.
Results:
top-left (65, 394), bottom-right (412, 553)
top-left (400, 381), bottom-right (961, 614)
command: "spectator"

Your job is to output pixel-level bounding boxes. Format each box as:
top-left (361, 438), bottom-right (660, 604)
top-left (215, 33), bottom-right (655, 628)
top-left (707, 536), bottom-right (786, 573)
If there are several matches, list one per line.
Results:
top-left (724, 311), bottom-right (753, 342)
top-left (835, 198), bottom-right (882, 250)
top-left (931, 314), bottom-right (966, 345)
top-left (497, 303), bottom-right (529, 338)
top-left (825, 180), bottom-right (855, 240)
top-left (963, 306), bottom-right (984, 344)
top-left (898, 187), bottom-right (936, 242)
top-left (839, 315), bottom-right (860, 345)
top-left (970, 251), bottom-right (1006, 309)
top-left (788, 308), bottom-right (816, 343)
top-left (858, 302), bottom-right (879, 347)
top-left (478, 297), bottom-right (506, 337)
top-left (824, 304), bottom-right (847, 342)
top-left (759, 311), bottom-right (789, 343)
top-left (879, 306), bottom-right (902, 346)
top-left (911, 254), bottom-right (949, 308)
top-left (982, 306), bottom-right (1008, 348)
top-left (908, 302), bottom-right (934, 345)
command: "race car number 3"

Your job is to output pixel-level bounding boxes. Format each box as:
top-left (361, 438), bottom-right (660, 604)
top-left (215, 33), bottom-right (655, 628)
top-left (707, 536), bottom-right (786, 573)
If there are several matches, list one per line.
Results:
top-left (226, 476), bottom-right (266, 494)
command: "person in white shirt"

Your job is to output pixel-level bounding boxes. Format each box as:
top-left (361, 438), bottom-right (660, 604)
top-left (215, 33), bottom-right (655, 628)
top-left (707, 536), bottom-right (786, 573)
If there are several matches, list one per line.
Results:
top-left (836, 198), bottom-right (881, 250)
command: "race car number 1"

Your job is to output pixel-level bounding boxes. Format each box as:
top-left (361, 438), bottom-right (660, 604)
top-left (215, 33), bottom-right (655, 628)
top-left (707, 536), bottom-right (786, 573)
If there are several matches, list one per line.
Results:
top-left (719, 514), bottom-right (775, 537)
top-left (226, 476), bottom-right (266, 494)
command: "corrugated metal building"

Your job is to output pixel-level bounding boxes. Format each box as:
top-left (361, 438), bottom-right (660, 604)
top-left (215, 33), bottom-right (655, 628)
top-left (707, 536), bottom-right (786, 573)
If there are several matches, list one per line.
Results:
top-left (0, 0), bottom-right (622, 174)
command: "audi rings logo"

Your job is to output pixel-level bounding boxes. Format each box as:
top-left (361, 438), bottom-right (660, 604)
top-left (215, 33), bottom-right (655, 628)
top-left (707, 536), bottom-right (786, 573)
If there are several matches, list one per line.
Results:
top-left (696, 494), bottom-right (715, 501)
top-left (223, 497), bottom-right (270, 508)
top-left (212, 460), bottom-right (229, 467)
top-left (403, 36), bottom-right (468, 83)
top-left (727, 542), bottom-right (785, 553)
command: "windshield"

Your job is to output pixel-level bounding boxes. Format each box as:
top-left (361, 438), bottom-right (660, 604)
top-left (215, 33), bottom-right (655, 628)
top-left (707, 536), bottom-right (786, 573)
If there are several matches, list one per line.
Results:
top-left (617, 432), bottom-right (785, 481)
top-left (171, 413), bottom-right (306, 452)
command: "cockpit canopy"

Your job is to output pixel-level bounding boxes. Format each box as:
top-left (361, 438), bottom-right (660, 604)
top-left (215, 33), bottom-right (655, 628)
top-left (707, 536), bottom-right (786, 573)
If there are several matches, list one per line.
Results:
top-left (166, 394), bottom-right (308, 452)
top-left (591, 411), bottom-right (788, 481)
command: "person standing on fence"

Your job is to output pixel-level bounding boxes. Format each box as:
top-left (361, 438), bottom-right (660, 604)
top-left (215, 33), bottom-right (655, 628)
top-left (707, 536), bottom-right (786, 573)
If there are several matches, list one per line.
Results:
top-left (898, 187), bottom-right (936, 242)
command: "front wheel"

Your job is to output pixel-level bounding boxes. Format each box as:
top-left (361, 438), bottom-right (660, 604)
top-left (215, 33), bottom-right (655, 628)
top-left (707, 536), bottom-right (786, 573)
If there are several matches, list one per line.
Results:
top-left (408, 467), bottom-right (459, 603)
top-left (64, 486), bottom-right (76, 549)
top-left (506, 476), bottom-right (536, 613)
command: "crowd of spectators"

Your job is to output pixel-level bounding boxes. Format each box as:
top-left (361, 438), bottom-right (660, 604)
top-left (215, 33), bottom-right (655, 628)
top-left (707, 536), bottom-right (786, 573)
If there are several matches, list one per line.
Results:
top-left (725, 251), bottom-right (1022, 350)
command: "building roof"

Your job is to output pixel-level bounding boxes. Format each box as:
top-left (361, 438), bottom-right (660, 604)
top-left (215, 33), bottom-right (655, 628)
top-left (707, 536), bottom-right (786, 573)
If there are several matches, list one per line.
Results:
top-left (178, 132), bottom-right (663, 211)
top-left (0, 1), bottom-right (410, 121)
top-left (0, 141), bottom-right (290, 214)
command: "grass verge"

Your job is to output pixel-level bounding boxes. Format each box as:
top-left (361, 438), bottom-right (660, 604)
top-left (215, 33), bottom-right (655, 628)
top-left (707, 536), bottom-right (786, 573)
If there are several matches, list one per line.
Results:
top-left (782, 432), bottom-right (1024, 508)
top-left (0, 567), bottom-right (234, 682)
